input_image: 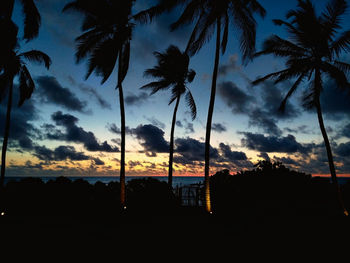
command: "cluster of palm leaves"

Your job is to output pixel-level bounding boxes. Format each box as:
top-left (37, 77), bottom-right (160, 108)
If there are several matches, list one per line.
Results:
top-left (1, 0), bottom-right (350, 216)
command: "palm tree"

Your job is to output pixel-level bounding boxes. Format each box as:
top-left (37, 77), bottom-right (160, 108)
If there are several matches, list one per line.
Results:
top-left (252, 0), bottom-right (350, 216)
top-left (0, 0), bottom-right (41, 41)
top-left (63, 0), bottom-right (135, 209)
top-left (0, 25), bottom-right (51, 189)
top-left (135, 0), bottom-right (265, 213)
top-left (141, 45), bottom-right (196, 188)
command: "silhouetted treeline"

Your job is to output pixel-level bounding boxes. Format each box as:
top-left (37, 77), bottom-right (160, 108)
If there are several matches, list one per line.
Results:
top-left (2, 161), bottom-right (350, 218)
top-left (210, 161), bottom-right (349, 217)
top-left (3, 177), bottom-right (179, 217)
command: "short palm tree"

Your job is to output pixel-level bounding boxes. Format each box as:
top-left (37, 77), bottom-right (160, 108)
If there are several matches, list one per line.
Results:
top-left (135, 0), bottom-right (266, 213)
top-left (0, 25), bottom-right (51, 189)
top-left (252, 0), bottom-right (350, 216)
top-left (141, 45), bottom-right (196, 188)
top-left (63, 0), bottom-right (135, 209)
top-left (0, 0), bottom-right (41, 41)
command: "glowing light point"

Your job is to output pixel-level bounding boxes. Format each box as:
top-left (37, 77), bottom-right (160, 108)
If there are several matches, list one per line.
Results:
top-left (123, 206), bottom-right (127, 210)
top-left (1, 212), bottom-right (5, 216)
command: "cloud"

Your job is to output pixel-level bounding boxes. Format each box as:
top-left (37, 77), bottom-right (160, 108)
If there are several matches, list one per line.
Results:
top-left (35, 76), bottom-right (87, 112)
top-left (132, 124), bottom-right (169, 157)
top-left (125, 92), bottom-right (149, 106)
top-left (257, 152), bottom-right (270, 161)
top-left (340, 123), bottom-right (350, 139)
top-left (335, 142), bottom-right (350, 157)
top-left (218, 81), bottom-right (255, 113)
top-left (106, 123), bottom-right (133, 135)
top-left (0, 86), bottom-right (40, 150)
top-left (320, 79), bottom-right (350, 118)
top-left (174, 137), bottom-right (219, 165)
top-left (45, 111), bottom-right (119, 152)
top-left (218, 54), bottom-right (241, 76)
top-left (33, 145), bottom-right (90, 162)
top-left (241, 132), bottom-right (312, 154)
top-left (143, 116), bottom-right (166, 129)
top-left (212, 123), bottom-right (227, 133)
top-left (219, 143), bottom-right (247, 161)
top-left (68, 76), bottom-right (112, 110)
top-left (248, 109), bottom-right (282, 137)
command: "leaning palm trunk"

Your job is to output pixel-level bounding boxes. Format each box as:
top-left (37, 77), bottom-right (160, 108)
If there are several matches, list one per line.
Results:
top-left (315, 99), bottom-right (348, 216)
top-left (1, 81), bottom-right (13, 190)
top-left (118, 83), bottom-right (126, 209)
top-left (204, 20), bottom-right (221, 213)
top-left (168, 96), bottom-right (181, 188)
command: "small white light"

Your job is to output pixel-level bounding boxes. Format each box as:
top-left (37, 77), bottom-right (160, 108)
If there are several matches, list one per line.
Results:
top-left (1, 212), bottom-right (5, 216)
top-left (123, 206), bottom-right (127, 210)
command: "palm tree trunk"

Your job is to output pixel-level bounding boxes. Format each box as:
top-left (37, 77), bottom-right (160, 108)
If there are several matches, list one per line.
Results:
top-left (1, 81), bottom-right (13, 190)
top-left (315, 97), bottom-right (348, 216)
top-left (118, 83), bottom-right (126, 209)
top-left (204, 19), bottom-right (221, 213)
top-left (168, 96), bottom-right (181, 189)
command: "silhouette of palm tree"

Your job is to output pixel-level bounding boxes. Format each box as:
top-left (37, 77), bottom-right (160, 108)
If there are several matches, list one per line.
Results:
top-left (0, 24), bottom-right (51, 189)
top-left (63, 0), bottom-right (135, 209)
top-left (136, 0), bottom-right (265, 213)
top-left (252, 0), bottom-right (350, 216)
top-left (0, 0), bottom-right (41, 41)
top-left (141, 45), bottom-right (196, 188)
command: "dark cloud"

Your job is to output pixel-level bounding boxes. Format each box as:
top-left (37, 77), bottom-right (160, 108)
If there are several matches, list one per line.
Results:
top-left (33, 145), bottom-right (90, 162)
top-left (248, 109), bottom-right (282, 137)
top-left (340, 123), bottom-right (350, 139)
top-left (132, 124), bottom-right (169, 157)
top-left (219, 143), bottom-right (247, 161)
top-left (46, 111), bottom-right (119, 152)
top-left (125, 92), bottom-right (149, 106)
top-left (218, 81), bottom-right (255, 113)
top-left (335, 142), bottom-right (350, 157)
top-left (92, 157), bottom-right (105, 166)
top-left (259, 80), bottom-right (300, 120)
top-left (273, 156), bottom-right (299, 165)
top-left (257, 152), bottom-right (270, 161)
top-left (68, 76), bottom-right (112, 110)
top-left (241, 132), bottom-right (312, 154)
top-left (174, 137), bottom-right (219, 165)
top-left (320, 79), bottom-right (350, 118)
top-left (176, 121), bottom-right (183, 128)
top-left (106, 123), bottom-right (133, 135)
top-left (0, 86), bottom-right (40, 150)
top-left (212, 123), bottom-right (227, 133)
top-left (35, 76), bottom-right (87, 112)
top-left (143, 116), bottom-right (166, 129)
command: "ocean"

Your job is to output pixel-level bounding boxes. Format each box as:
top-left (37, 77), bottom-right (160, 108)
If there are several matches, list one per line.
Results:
top-left (3, 176), bottom-right (204, 187)
top-left (4, 176), bottom-right (350, 186)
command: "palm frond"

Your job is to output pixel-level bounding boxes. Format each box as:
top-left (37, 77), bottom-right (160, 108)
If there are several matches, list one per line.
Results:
top-left (279, 73), bottom-right (305, 112)
top-left (20, 0), bottom-right (41, 41)
top-left (18, 65), bottom-right (35, 107)
top-left (140, 80), bottom-right (171, 94)
top-left (330, 30), bottom-right (350, 58)
top-left (185, 89), bottom-right (197, 120)
top-left (333, 60), bottom-right (350, 74)
top-left (187, 69), bottom-right (196, 83)
top-left (20, 50), bottom-right (51, 69)
top-left (252, 69), bottom-right (290, 86)
top-left (321, 62), bottom-right (350, 90)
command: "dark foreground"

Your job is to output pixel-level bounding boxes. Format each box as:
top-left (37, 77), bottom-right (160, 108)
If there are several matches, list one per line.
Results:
top-left (1, 165), bottom-right (350, 257)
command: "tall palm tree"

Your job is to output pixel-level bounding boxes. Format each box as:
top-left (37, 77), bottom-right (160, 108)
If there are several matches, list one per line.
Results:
top-left (141, 45), bottom-right (196, 188)
top-left (135, 0), bottom-right (265, 213)
top-left (0, 25), bottom-right (51, 189)
top-left (63, 0), bottom-right (135, 209)
top-left (252, 0), bottom-right (350, 216)
top-left (0, 0), bottom-right (41, 41)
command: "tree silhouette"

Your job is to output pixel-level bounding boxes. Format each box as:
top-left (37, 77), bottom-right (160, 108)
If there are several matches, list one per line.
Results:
top-left (0, 24), bottom-right (51, 189)
top-left (252, 0), bottom-right (350, 216)
top-left (63, 0), bottom-right (135, 209)
top-left (136, 0), bottom-right (265, 213)
top-left (141, 45), bottom-right (197, 188)
top-left (0, 0), bottom-right (41, 41)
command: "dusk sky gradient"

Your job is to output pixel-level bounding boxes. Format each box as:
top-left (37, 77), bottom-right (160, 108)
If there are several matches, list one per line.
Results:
top-left (2, 0), bottom-right (350, 178)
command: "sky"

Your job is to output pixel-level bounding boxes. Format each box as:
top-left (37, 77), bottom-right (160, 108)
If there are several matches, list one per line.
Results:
top-left (2, 0), bottom-right (350, 178)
